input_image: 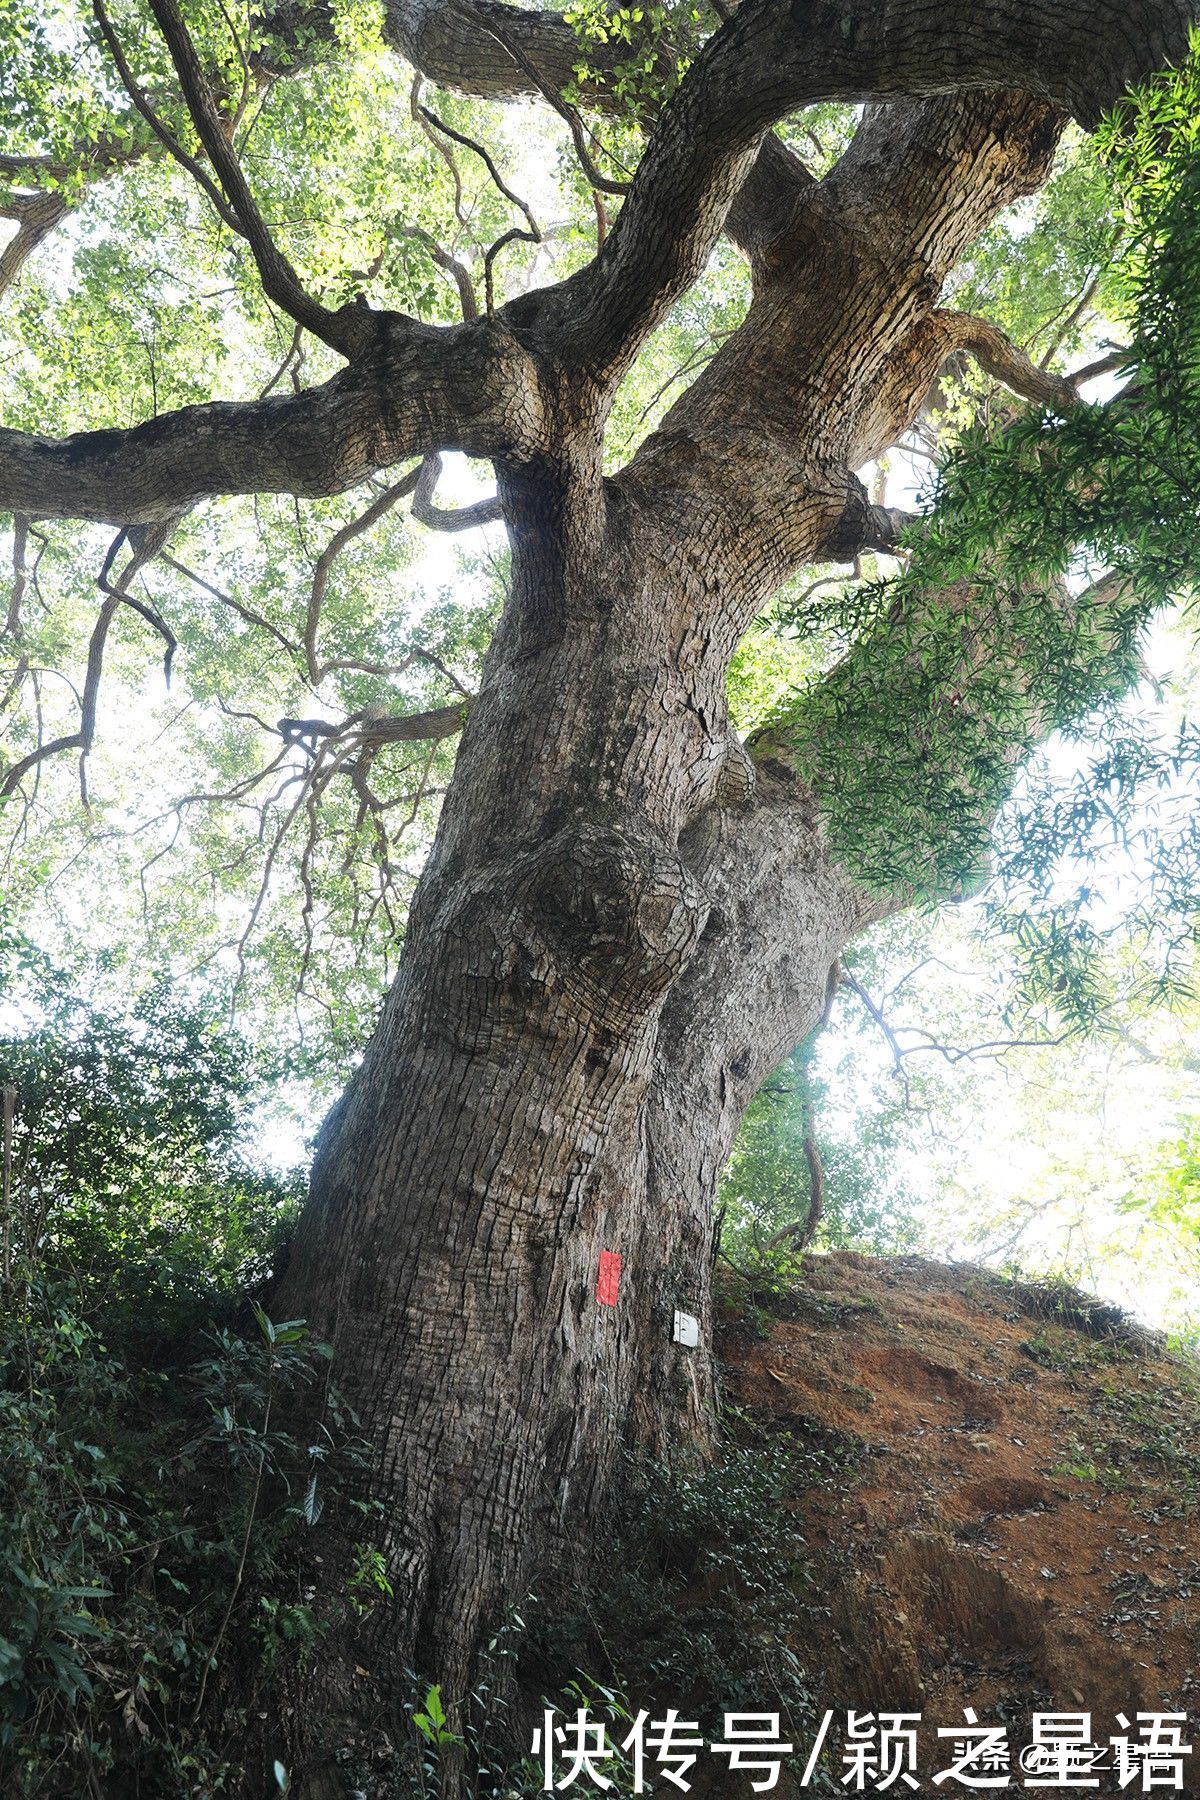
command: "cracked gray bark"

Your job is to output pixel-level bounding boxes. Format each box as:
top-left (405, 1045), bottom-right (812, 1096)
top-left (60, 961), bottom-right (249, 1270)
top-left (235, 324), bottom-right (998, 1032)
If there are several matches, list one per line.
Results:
top-left (2, 0), bottom-right (1197, 1788)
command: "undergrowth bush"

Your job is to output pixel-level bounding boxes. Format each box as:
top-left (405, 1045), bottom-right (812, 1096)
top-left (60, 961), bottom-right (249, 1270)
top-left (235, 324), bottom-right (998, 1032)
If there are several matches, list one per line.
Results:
top-left (512, 1437), bottom-right (842, 1798)
top-left (0, 1291), bottom-right (367, 1795)
top-left (0, 937), bottom-right (370, 1796)
top-left (0, 928), bottom-right (301, 1342)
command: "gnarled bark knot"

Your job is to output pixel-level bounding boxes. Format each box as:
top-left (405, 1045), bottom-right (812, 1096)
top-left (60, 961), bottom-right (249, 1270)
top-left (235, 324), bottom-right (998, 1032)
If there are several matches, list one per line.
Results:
top-left (438, 821), bottom-right (710, 1029)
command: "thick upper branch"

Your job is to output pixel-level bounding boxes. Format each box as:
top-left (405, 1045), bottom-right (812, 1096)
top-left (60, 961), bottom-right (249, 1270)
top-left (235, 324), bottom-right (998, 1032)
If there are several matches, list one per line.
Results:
top-left (2, 0), bottom-right (1194, 536)
top-left (529, 0), bottom-right (1196, 382)
top-left (0, 320), bottom-right (543, 525)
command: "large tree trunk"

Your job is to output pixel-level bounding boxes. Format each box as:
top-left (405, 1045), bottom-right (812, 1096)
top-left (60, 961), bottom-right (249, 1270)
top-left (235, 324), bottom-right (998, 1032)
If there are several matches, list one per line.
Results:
top-left (268, 85), bottom-right (1074, 1779)
top-left (271, 454), bottom-right (842, 1706)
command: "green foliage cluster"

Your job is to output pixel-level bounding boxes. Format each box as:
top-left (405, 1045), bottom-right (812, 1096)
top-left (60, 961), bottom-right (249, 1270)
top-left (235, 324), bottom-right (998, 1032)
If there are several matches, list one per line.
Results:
top-left (0, 1298), bottom-right (364, 1795)
top-left (338, 1626), bottom-right (547, 1798)
top-left (0, 927), bottom-right (300, 1334)
top-left (718, 1036), bottom-right (923, 1270)
top-left (525, 1438), bottom-right (841, 1797)
top-left (0, 944), bottom-right (368, 1796)
top-left (1130, 1113), bottom-right (1200, 1248)
top-left (562, 0), bottom-right (676, 113)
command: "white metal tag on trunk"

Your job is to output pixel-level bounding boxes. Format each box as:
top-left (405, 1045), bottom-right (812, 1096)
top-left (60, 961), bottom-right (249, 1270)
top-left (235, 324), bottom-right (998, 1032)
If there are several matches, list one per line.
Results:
top-left (672, 1308), bottom-right (699, 1348)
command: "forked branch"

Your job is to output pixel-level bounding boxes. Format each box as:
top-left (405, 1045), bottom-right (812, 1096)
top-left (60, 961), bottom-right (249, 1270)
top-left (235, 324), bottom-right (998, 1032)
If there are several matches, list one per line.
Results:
top-left (0, 517), bottom-right (178, 800)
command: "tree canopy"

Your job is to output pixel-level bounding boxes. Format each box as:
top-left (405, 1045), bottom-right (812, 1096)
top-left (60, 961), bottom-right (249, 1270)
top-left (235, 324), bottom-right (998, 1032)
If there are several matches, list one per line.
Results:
top-left (1, 3), bottom-right (1199, 1071)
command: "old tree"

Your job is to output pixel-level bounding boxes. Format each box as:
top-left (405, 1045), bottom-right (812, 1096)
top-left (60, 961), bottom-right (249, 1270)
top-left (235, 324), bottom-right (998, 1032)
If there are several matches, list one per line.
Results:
top-left (4, 0), bottom-right (1200, 1781)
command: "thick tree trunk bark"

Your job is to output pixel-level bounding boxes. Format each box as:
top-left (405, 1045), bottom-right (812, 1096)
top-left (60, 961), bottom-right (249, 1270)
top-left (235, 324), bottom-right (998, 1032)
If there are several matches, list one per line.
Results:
top-left (272, 450), bottom-right (787, 1710)
top-left (273, 672), bottom-right (870, 1748)
top-left (269, 87), bottom-right (1074, 1781)
top-left (269, 456), bottom-right (908, 1783)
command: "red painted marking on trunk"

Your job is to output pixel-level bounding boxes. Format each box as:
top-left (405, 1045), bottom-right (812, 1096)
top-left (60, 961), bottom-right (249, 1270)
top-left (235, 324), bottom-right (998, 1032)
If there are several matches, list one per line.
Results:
top-left (596, 1249), bottom-right (621, 1307)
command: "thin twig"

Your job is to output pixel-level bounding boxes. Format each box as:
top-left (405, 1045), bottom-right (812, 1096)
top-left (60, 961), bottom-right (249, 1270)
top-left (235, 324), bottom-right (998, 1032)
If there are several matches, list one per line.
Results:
top-left (457, 2), bottom-right (629, 197)
top-left (304, 471), bottom-right (421, 682)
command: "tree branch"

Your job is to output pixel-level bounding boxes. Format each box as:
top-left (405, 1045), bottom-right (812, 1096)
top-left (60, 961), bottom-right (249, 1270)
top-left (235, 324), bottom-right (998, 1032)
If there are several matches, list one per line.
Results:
top-left (412, 455), bottom-right (503, 531)
top-left (143, 0), bottom-right (378, 356)
top-left (278, 703), bottom-right (467, 750)
top-left (303, 471), bottom-right (421, 682)
top-left (456, 0), bottom-right (630, 197)
top-left (369, 0), bottom-right (673, 111)
top-left (0, 193), bottom-right (69, 300)
top-left (418, 104), bottom-right (540, 240)
top-left (90, 0), bottom-right (245, 234)
top-left (394, 226), bottom-right (479, 322)
top-left (0, 517), bottom-right (177, 799)
top-left (0, 322), bottom-right (544, 525)
top-left (533, 0), bottom-right (1196, 382)
top-left (936, 310), bottom-right (1081, 412)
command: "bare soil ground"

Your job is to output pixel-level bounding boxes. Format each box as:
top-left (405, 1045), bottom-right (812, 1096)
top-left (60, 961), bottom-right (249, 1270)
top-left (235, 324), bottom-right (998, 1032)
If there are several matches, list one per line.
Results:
top-left (718, 1252), bottom-right (1200, 1795)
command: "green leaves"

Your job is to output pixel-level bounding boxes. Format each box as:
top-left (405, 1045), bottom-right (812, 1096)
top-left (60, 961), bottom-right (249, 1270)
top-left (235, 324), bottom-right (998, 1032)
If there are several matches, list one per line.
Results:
top-left (0, 1256), bottom-right (364, 1789)
top-left (563, 0), bottom-right (679, 112)
top-left (413, 1682), bottom-right (459, 1747)
top-left (0, 931), bottom-right (300, 1340)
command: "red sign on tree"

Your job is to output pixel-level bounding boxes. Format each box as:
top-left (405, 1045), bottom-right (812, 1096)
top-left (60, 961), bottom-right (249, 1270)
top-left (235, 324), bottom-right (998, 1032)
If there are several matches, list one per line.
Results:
top-left (596, 1250), bottom-right (621, 1307)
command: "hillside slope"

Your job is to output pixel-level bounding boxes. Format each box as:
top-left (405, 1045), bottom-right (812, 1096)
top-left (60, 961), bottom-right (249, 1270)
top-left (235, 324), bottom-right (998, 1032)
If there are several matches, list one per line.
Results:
top-left (719, 1252), bottom-right (1200, 1794)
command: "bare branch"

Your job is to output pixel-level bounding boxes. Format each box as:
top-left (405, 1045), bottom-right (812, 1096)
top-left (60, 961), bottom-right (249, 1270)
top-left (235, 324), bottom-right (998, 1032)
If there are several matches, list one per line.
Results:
top-left (415, 103), bottom-right (543, 313)
top-left (393, 225), bottom-right (479, 322)
top-left (840, 967), bottom-right (912, 1104)
top-left (257, 323), bottom-right (306, 399)
top-left (304, 470), bottom-right (422, 683)
top-left (412, 454), bottom-right (502, 533)
top-left (97, 526), bottom-right (182, 685)
top-left (410, 75), bottom-right (468, 229)
top-left (393, 3), bottom-right (800, 265)
top-left (278, 702), bottom-right (467, 749)
top-left (483, 226), bottom-right (539, 315)
top-left (936, 310), bottom-right (1081, 412)
top-left (4, 517), bottom-right (29, 641)
top-left (1, 517), bottom-right (176, 799)
top-left (161, 552), bottom-right (300, 659)
top-left (1069, 347), bottom-right (1135, 387)
top-left (456, 1), bottom-right (629, 197)
top-left (418, 104), bottom-right (540, 238)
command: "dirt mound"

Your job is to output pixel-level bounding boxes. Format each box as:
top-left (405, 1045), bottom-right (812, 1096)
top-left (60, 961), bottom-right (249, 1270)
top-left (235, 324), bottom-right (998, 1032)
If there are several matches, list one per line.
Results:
top-left (719, 1252), bottom-right (1200, 1795)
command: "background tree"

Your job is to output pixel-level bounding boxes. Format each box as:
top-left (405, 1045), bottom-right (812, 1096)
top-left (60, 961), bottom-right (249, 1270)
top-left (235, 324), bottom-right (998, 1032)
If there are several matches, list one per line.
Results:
top-left (4, 0), bottom-right (1200, 1784)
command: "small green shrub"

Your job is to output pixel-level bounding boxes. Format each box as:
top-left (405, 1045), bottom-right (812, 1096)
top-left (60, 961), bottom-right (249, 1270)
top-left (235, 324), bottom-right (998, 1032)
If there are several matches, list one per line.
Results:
top-left (0, 930), bottom-right (301, 1345)
top-left (0, 941), bottom-right (366, 1795)
top-left (0, 1284), bottom-right (365, 1796)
